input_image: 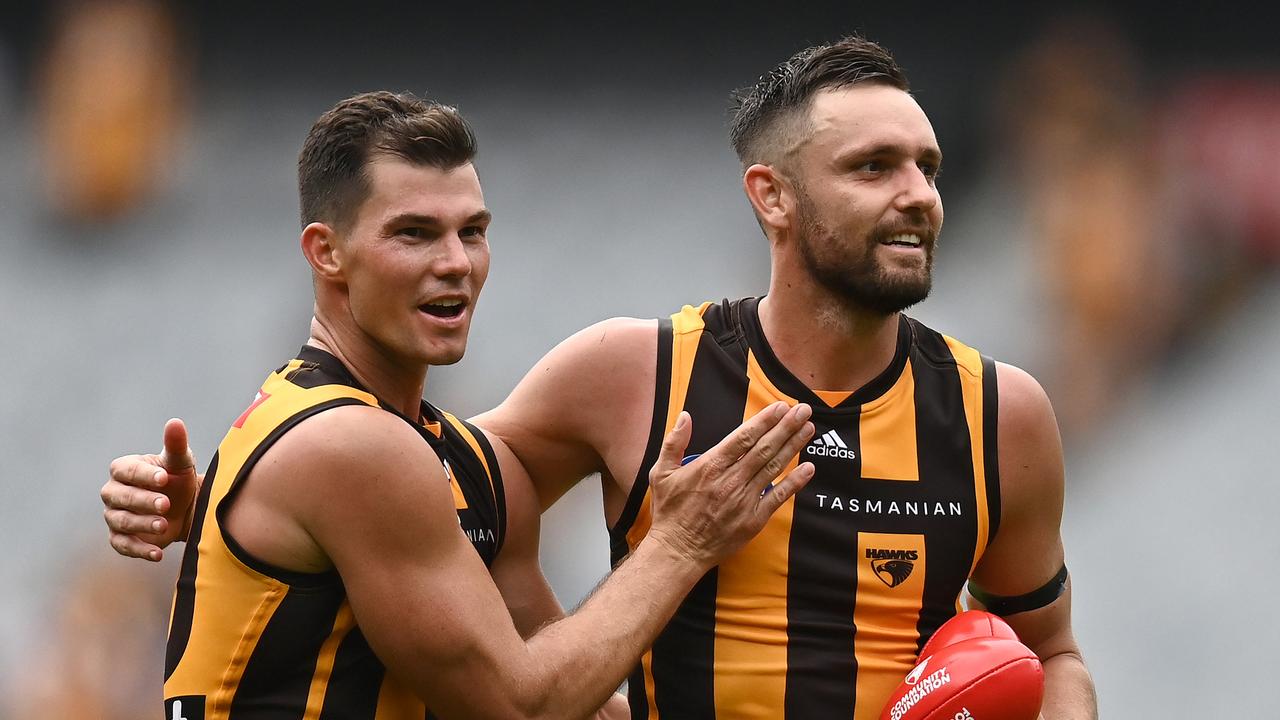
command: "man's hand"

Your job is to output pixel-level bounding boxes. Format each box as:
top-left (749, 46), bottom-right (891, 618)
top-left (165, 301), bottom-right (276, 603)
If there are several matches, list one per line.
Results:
top-left (101, 418), bottom-right (202, 561)
top-left (646, 401), bottom-right (815, 567)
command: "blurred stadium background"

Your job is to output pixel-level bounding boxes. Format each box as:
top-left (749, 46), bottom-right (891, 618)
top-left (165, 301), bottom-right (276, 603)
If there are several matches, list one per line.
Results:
top-left (1, 2), bottom-right (1276, 716)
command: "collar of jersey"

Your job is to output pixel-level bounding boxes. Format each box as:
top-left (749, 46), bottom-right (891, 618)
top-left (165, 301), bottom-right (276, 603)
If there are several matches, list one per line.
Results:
top-left (735, 296), bottom-right (912, 414)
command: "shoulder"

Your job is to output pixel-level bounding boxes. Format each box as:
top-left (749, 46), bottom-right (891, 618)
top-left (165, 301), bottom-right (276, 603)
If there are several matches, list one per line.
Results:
top-left (285, 403), bottom-right (431, 455)
top-left (994, 362), bottom-right (1058, 446)
top-left (232, 404), bottom-right (451, 572)
top-left (551, 316), bottom-right (659, 367)
top-left (991, 362), bottom-right (1065, 539)
top-left (485, 316), bottom-right (658, 416)
top-left (265, 404), bottom-right (447, 497)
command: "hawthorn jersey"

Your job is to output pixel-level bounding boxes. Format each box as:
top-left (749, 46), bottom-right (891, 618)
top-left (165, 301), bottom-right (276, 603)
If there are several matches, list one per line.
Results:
top-left (163, 345), bottom-right (505, 720)
top-left (610, 298), bottom-right (1000, 720)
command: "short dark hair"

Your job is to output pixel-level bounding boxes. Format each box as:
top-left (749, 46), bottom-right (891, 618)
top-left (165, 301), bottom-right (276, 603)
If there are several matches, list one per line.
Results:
top-left (729, 35), bottom-right (909, 168)
top-left (297, 91), bottom-right (477, 230)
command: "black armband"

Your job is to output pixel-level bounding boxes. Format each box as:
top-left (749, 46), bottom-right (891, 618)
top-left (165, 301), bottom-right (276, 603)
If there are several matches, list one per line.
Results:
top-left (968, 565), bottom-right (1068, 616)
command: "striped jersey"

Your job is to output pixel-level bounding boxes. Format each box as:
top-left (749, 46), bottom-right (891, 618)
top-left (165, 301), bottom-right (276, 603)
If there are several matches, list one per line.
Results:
top-left (610, 298), bottom-right (1000, 719)
top-left (163, 345), bottom-right (506, 719)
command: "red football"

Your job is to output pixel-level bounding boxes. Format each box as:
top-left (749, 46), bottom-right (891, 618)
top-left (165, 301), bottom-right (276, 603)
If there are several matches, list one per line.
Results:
top-left (920, 610), bottom-right (1021, 660)
top-left (879, 614), bottom-right (1044, 720)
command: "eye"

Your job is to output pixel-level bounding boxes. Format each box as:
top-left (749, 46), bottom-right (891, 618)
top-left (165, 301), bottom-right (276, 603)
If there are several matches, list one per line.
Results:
top-left (856, 159), bottom-right (887, 174)
top-left (399, 227), bottom-right (425, 238)
top-left (460, 225), bottom-right (488, 240)
top-left (919, 162), bottom-right (942, 182)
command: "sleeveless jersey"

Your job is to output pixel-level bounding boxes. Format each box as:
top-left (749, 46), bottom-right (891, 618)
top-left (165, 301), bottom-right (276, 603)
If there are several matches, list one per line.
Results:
top-left (610, 298), bottom-right (1000, 720)
top-left (163, 345), bottom-right (506, 720)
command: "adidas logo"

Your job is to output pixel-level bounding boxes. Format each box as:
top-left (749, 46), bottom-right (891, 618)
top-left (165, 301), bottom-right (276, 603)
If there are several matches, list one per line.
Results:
top-left (805, 429), bottom-right (856, 460)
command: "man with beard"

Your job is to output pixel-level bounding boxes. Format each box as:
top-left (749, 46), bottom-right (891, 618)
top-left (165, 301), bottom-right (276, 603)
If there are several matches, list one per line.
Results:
top-left (103, 36), bottom-right (1096, 718)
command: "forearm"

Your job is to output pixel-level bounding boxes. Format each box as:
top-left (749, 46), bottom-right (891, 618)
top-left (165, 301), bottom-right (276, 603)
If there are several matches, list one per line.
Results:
top-left (1040, 650), bottom-right (1097, 720)
top-left (513, 538), bottom-right (702, 720)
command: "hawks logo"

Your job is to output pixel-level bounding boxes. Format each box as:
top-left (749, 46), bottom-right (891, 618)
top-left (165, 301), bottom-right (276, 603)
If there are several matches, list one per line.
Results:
top-left (867, 548), bottom-right (917, 588)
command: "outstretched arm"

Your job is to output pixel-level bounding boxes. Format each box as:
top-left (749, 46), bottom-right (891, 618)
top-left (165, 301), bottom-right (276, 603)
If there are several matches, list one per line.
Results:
top-left (101, 418), bottom-right (201, 561)
top-left (473, 317), bottom-right (658, 513)
top-left (968, 363), bottom-right (1097, 720)
top-left (245, 400), bottom-right (812, 719)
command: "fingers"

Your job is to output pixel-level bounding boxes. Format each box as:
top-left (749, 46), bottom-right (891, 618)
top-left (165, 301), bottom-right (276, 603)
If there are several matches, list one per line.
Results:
top-left (101, 478), bottom-right (171, 515)
top-left (159, 417), bottom-right (195, 473)
top-left (109, 454), bottom-right (170, 491)
top-left (662, 402), bottom-right (813, 492)
top-left (102, 424), bottom-right (199, 561)
top-left (103, 506), bottom-right (168, 536)
top-left (758, 461), bottom-right (815, 511)
top-left (649, 411), bottom-right (692, 480)
top-left (108, 531), bottom-right (164, 562)
top-left (742, 404), bottom-right (814, 494)
top-left (698, 401), bottom-right (791, 471)
top-left (700, 401), bottom-right (813, 488)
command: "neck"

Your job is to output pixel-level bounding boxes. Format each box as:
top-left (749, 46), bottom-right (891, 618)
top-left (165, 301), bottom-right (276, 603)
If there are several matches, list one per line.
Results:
top-left (759, 274), bottom-right (900, 393)
top-left (307, 314), bottom-right (427, 420)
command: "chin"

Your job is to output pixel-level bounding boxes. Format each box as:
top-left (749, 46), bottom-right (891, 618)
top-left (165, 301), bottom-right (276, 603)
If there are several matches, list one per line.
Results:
top-left (832, 276), bottom-right (933, 315)
top-left (379, 339), bottom-right (466, 369)
top-left (422, 344), bottom-right (467, 366)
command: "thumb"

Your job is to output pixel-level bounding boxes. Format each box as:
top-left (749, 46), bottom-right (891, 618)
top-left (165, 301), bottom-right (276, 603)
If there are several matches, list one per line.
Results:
top-left (650, 411), bottom-right (692, 479)
top-left (159, 418), bottom-right (195, 472)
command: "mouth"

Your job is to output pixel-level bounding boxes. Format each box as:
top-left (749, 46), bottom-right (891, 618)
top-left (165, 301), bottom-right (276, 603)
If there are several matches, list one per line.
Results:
top-left (880, 232), bottom-right (925, 248)
top-left (418, 297), bottom-right (468, 319)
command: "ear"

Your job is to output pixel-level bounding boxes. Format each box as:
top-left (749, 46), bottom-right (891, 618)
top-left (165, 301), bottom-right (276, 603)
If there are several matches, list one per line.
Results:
top-left (300, 222), bottom-right (343, 280)
top-left (742, 163), bottom-right (793, 234)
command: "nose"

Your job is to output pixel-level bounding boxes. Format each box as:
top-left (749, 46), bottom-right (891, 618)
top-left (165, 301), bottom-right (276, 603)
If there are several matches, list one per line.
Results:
top-left (433, 233), bottom-right (473, 279)
top-left (893, 164), bottom-right (940, 214)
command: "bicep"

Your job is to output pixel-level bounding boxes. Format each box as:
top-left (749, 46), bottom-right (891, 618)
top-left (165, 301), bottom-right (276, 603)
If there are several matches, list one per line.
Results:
top-left (295, 411), bottom-right (530, 714)
top-left (970, 363), bottom-right (1076, 655)
top-left (474, 317), bottom-right (658, 510)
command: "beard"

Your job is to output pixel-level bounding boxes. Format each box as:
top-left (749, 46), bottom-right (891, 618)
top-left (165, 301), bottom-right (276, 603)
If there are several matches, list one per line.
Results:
top-left (794, 186), bottom-right (936, 316)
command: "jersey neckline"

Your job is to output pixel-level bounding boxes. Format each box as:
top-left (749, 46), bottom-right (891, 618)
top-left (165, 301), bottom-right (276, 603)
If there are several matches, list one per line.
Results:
top-left (734, 296), bottom-right (912, 413)
top-left (295, 344), bottom-right (444, 436)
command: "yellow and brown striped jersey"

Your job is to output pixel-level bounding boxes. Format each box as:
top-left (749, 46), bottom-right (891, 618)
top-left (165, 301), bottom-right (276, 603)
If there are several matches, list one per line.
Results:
top-left (163, 345), bottom-right (505, 720)
top-left (610, 298), bottom-right (1000, 720)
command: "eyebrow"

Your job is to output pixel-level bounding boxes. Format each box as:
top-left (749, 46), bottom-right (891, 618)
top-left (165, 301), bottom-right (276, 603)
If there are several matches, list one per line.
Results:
top-left (838, 142), bottom-right (943, 166)
top-left (384, 210), bottom-right (492, 228)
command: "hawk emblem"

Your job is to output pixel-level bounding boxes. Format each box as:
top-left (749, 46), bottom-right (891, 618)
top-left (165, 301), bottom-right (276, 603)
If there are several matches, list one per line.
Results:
top-left (872, 559), bottom-right (915, 588)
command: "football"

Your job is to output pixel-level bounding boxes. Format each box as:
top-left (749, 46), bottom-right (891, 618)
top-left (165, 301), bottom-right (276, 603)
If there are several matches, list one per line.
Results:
top-left (879, 611), bottom-right (1044, 720)
top-left (920, 609), bottom-right (1022, 659)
